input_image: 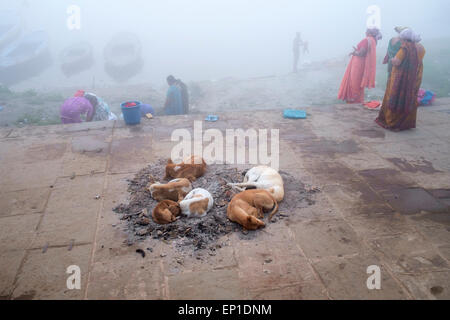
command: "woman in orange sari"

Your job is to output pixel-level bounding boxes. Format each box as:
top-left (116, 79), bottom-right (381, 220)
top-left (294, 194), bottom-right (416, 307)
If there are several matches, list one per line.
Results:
top-left (376, 29), bottom-right (425, 131)
top-left (338, 28), bottom-right (382, 104)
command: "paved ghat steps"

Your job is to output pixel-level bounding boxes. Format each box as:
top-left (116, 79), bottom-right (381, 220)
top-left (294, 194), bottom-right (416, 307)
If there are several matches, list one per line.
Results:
top-left (1, 100), bottom-right (450, 300)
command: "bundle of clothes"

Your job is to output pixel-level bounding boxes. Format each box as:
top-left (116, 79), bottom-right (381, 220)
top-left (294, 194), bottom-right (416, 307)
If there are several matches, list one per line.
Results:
top-left (417, 89), bottom-right (436, 106)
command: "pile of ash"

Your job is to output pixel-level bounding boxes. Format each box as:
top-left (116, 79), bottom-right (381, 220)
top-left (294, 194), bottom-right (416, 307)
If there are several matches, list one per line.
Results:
top-left (113, 159), bottom-right (317, 251)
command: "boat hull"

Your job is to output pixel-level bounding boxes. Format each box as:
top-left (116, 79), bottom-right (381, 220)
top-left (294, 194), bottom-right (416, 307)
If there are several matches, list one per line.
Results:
top-left (104, 32), bottom-right (144, 82)
top-left (60, 42), bottom-right (94, 77)
top-left (0, 31), bottom-right (53, 86)
top-left (0, 10), bottom-right (23, 51)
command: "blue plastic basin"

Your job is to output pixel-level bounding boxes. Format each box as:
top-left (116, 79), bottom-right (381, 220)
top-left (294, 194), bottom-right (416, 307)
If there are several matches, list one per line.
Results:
top-left (283, 109), bottom-right (307, 119)
top-left (121, 101), bottom-right (142, 125)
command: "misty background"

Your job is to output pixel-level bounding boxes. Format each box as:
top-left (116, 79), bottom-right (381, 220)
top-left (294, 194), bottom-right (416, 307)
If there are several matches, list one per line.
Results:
top-left (0, 0), bottom-right (450, 127)
top-left (1, 0), bottom-right (450, 89)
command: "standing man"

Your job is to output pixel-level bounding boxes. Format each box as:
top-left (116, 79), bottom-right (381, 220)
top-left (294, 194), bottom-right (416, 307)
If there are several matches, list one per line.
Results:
top-left (293, 32), bottom-right (304, 73)
top-left (164, 75), bottom-right (184, 115)
top-left (175, 78), bottom-right (190, 114)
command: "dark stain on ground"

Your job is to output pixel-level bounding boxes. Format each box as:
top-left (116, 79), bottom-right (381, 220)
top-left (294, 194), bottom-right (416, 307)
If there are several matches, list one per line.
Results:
top-left (430, 255), bottom-right (448, 268)
top-left (382, 187), bottom-right (448, 215)
top-left (430, 286), bottom-right (444, 296)
top-left (429, 189), bottom-right (450, 199)
top-left (353, 129), bottom-right (385, 139)
top-left (25, 143), bottom-right (66, 162)
top-left (357, 168), bottom-right (416, 192)
top-left (12, 290), bottom-right (36, 300)
top-left (426, 189), bottom-right (450, 207)
top-left (308, 162), bottom-right (359, 184)
top-left (357, 168), bottom-right (450, 216)
top-left (412, 211), bottom-right (450, 225)
top-left (387, 158), bottom-right (441, 174)
top-left (299, 139), bottom-right (361, 157)
top-left (347, 180), bottom-right (385, 205)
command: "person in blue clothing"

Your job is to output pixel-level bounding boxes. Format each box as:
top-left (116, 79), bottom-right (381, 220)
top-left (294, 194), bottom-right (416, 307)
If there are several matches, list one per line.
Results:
top-left (164, 75), bottom-right (184, 115)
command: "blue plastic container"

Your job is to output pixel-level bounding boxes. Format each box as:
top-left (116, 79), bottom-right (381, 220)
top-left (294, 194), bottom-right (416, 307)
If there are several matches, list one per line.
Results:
top-left (121, 101), bottom-right (142, 125)
top-left (205, 115), bottom-right (219, 122)
top-left (283, 109), bottom-right (307, 119)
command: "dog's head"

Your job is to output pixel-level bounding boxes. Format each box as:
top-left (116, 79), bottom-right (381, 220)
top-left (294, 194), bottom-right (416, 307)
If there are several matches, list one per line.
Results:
top-left (184, 155), bottom-right (205, 165)
top-left (165, 200), bottom-right (181, 216)
top-left (148, 182), bottom-right (162, 192)
top-left (244, 216), bottom-right (266, 230)
top-left (154, 200), bottom-right (181, 223)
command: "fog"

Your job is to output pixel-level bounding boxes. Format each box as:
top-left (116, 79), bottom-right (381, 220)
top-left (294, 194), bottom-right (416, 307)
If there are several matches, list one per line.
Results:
top-left (1, 0), bottom-right (450, 89)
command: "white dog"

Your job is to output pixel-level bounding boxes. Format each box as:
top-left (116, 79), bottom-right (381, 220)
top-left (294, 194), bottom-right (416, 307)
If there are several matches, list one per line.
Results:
top-left (228, 166), bottom-right (284, 202)
top-left (180, 188), bottom-right (214, 218)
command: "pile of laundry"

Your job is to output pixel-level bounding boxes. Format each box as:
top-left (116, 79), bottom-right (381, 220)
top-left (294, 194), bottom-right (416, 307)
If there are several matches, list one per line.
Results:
top-left (417, 89), bottom-right (436, 106)
top-left (123, 102), bottom-right (139, 108)
top-left (364, 101), bottom-right (382, 110)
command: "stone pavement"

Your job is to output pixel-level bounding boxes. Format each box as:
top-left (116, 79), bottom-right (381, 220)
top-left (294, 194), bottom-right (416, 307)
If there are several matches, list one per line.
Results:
top-left (1, 100), bottom-right (449, 300)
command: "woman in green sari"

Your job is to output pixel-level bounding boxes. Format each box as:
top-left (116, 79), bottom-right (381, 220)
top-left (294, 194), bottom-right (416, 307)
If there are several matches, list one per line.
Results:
top-left (383, 27), bottom-right (408, 74)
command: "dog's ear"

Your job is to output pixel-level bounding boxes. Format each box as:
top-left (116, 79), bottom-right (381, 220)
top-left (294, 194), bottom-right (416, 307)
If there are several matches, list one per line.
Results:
top-left (169, 204), bottom-right (181, 216)
top-left (167, 158), bottom-right (174, 164)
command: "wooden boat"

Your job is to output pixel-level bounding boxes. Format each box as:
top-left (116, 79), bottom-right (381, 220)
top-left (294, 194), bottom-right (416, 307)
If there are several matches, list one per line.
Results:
top-left (0, 30), bottom-right (52, 85)
top-left (0, 10), bottom-right (22, 51)
top-left (104, 32), bottom-right (144, 82)
top-left (60, 41), bottom-right (94, 77)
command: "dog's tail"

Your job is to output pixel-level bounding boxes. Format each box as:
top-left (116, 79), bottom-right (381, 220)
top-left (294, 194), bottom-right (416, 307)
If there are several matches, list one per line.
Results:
top-left (268, 193), bottom-right (279, 222)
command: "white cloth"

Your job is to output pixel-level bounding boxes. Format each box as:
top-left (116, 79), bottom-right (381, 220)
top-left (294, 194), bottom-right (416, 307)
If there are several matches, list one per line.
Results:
top-left (400, 29), bottom-right (421, 43)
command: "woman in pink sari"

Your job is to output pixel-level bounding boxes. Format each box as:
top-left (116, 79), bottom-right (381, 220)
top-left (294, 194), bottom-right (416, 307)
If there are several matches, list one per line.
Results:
top-left (338, 28), bottom-right (382, 104)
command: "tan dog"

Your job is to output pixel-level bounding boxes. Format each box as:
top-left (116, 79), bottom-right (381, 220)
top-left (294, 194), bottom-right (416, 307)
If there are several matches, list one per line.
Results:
top-left (165, 155), bottom-right (207, 182)
top-left (152, 200), bottom-right (181, 225)
top-left (227, 189), bottom-right (279, 230)
top-left (228, 166), bottom-right (284, 202)
top-left (148, 178), bottom-right (192, 202)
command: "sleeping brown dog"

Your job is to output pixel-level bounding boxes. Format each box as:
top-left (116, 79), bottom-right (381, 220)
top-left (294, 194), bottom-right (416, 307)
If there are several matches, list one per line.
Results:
top-left (165, 155), bottom-right (207, 182)
top-left (152, 200), bottom-right (181, 225)
top-left (227, 189), bottom-right (279, 230)
top-left (148, 178), bottom-right (192, 202)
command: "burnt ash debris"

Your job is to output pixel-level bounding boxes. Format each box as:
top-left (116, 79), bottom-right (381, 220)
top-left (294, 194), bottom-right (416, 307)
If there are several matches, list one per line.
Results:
top-left (114, 159), bottom-right (317, 251)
